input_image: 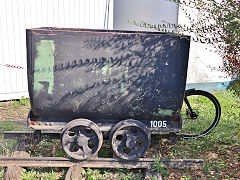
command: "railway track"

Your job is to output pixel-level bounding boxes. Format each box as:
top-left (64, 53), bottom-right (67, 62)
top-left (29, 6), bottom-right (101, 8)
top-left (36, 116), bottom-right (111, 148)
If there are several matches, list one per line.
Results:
top-left (0, 156), bottom-right (203, 179)
top-left (2, 131), bottom-right (203, 179)
top-left (0, 156), bottom-right (203, 169)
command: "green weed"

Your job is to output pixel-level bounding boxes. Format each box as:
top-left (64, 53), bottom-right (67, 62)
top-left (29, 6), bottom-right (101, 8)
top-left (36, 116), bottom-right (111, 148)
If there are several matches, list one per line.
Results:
top-left (20, 168), bottom-right (63, 180)
top-left (154, 156), bottom-right (169, 177)
top-left (228, 79), bottom-right (240, 96)
top-left (55, 148), bottom-right (68, 157)
top-left (203, 160), bottom-right (227, 175)
top-left (80, 168), bottom-right (142, 180)
top-left (114, 170), bottom-right (142, 180)
top-left (180, 175), bottom-right (192, 180)
top-left (0, 168), bottom-right (4, 180)
top-left (81, 168), bottom-right (102, 180)
top-left (13, 97), bottom-right (30, 108)
top-left (0, 140), bottom-right (18, 156)
top-left (0, 121), bottom-right (14, 131)
top-left (0, 120), bottom-right (27, 133)
top-left (41, 169), bottom-right (63, 180)
top-left (20, 169), bottom-right (39, 180)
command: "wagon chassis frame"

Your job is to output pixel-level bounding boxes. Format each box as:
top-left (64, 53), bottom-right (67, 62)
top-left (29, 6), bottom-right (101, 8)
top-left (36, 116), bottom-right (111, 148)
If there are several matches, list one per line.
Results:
top-left (26, 111), bottom-right (182, 134)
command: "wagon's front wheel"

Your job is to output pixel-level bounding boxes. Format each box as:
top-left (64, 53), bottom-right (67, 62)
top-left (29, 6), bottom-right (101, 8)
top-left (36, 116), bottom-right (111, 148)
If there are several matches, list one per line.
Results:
top-left (109, 120), bottom-right (151, 160)
top-left (61, 119), bottom-right (103, 160)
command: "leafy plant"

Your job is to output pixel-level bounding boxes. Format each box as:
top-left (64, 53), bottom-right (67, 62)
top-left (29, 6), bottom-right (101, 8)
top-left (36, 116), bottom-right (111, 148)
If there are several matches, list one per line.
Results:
top-left (81, 168), bottom-right (102, 180)
top-left (228, 79), bottom-right (240, 96)
top-left (13, 97), bottom-right (30, 108)
top-left (131, 0), bottom-right (240, 79)
top-left (41, 169), bottom-right (63, 180)
top-left (0, 140), bottom-right (18, 156)
top-left (0, 121), bottom-right (14, 131)
top-left (0, 168), bottom-right (4, 180)
top-left (154, 156), bottom-right (169, 177)
top-left (20, 169), bottom-right (39, 180)
top-left (202, 160), bottom-right (226, 175)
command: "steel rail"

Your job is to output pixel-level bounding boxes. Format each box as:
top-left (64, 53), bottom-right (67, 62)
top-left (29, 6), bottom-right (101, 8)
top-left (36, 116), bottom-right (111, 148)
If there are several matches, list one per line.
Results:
top-left (0, 156), bottom-right (203, 169)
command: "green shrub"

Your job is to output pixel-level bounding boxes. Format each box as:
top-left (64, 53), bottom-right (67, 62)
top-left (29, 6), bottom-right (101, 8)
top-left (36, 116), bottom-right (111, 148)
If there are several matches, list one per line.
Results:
top-left (13, 97), bottom-right (30, 108)
top-left (228, 79), bottom-right (240, 96)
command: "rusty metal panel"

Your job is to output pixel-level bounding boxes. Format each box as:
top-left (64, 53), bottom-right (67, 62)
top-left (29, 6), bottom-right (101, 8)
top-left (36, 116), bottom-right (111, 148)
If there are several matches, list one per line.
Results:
top-left (26, 28), bottom-right (190, 131)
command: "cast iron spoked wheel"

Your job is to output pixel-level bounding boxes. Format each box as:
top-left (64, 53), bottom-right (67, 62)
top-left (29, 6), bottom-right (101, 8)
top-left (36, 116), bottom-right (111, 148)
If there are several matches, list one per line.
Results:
top-left (109, 119), bottom-right (151, 160)
top-left (181, 89), bottom-right (221, 139)
top-left (61, 119), bottom-right (103, 160)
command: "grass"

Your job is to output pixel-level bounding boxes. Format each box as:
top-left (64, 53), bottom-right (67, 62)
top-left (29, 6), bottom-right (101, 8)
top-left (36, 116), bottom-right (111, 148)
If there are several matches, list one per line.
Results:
top-left (0, 168), bottom-right (4, 180)
top-left (153, 90), bottom-right (240, 179)
top-left (154, 156), bottom-right (169, 177)
top-left (0, 91), bottom-right (239, 179)
top-left (19, 169), bottom-right (64, 180)
top-left (0, 121), bottom-right (15, 132)
top-left (13, 97), bottom-right (30, 108)
top-left (0, 97), bottom-right (30, 123)
top-left (0, 120), bottom-right (27, 156)
top-left (0, 120), bottom-right (27, 157)
top-left (181, 91), bottom-right (220, 136)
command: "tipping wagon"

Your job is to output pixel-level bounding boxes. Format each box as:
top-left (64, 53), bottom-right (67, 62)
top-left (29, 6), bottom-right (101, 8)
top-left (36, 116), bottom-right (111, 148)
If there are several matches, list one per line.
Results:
top-left (25, 27), bottom-right (221, 160)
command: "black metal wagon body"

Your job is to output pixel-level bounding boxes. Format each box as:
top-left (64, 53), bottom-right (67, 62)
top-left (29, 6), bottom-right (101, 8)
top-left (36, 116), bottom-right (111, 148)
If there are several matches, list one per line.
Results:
top-left (26, 27), bottom-right (190, 135)
top-left (23, 27), bottom-right (224, 161)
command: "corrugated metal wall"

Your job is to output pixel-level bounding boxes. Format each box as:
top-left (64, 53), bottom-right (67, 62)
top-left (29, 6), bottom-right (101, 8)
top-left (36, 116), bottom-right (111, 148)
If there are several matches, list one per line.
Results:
top-left (0, 0), bottom-right (110, 101)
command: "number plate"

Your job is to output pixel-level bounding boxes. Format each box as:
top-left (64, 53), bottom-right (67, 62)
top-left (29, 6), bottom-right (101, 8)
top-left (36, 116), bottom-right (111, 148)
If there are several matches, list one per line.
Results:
top-left (150, 120), bottom-right (167, 128)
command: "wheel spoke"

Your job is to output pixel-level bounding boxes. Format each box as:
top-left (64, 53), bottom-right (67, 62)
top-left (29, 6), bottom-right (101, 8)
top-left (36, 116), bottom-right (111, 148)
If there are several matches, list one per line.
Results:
top-left (116, 139), bottom-right (127, 155)
top-left (63, 134), bottom-right (76, 144)
top-left (126, 135), bottom-right (137, 148)
top-left (79, 126), bottom-right (95, 139)
top-left (113, 133), bottom-right (126, 147)
top-left (82, 144), bottom-right (92, 157)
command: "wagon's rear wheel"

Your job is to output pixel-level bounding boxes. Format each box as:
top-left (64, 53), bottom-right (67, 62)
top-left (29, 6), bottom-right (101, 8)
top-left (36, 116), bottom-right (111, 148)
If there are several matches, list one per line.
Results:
top-left (181, 89), bottom-right (221, 139)
top-left (109, 119), bottom-right (151, 160)
top-left (61, 119), bottom-right (103, 160)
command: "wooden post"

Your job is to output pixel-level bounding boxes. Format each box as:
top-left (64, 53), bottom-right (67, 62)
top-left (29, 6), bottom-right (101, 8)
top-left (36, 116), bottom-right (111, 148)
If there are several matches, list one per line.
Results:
top-left (5, 139), bottom-right (30, 180)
